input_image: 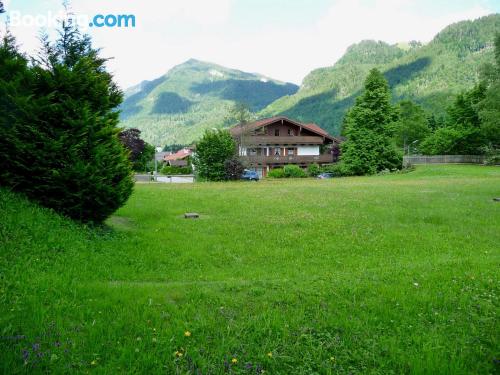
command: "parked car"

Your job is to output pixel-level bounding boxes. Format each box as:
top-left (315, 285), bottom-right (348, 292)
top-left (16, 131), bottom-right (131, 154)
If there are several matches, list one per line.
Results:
top-left (241, 170), bottom-right (259, 181)
top-left (317, 172), bottom-right (334, 179)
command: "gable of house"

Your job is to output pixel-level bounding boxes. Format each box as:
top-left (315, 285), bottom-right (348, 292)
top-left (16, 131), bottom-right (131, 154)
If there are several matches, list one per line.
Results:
top-left (230, 116), bottom-right (337, 143)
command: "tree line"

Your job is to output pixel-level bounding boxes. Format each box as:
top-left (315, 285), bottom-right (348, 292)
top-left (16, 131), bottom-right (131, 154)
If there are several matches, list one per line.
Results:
top-left (393, 33), bottom-right (500, 158)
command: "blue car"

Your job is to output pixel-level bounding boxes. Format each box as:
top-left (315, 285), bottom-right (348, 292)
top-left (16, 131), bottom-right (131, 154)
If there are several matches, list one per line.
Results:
top-left (317, 173), bottom-right (334, 179)
top-left (241, 170), bottom-right (259, 181)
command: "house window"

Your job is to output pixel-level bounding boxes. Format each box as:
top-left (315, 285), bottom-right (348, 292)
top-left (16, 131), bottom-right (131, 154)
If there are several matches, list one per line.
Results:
top-left (288, 129), bottom-right (293, 136)
top-left (274, 148), bottom-right (281, 156)
top-left (274, 129), bottom-right (280, 136)
top-left (287, 148), bottom-right (295, 156)
top-left (247, 148), bottom-right (257, 156)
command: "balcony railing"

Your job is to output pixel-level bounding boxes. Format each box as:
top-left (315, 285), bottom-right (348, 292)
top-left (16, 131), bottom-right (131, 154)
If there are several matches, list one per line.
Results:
top-left (242, 136), bottom-right (324, 145)
top-left (242, 154), bottom-right (334, 165)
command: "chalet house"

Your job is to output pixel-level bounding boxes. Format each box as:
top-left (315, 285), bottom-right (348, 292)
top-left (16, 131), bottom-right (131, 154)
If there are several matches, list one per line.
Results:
top-left (163, 148), bottom-right (193, 167)
top-left (230, 116), bottom-right (340, 177)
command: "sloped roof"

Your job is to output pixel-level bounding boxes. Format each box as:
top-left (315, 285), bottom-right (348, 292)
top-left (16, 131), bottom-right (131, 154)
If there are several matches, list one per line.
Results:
top-left (230, 116), bottom-right (338, 142)
top-left (164, 148), bottom-right (192, 161)
top-left (155, 152), bottom-right (170, 161)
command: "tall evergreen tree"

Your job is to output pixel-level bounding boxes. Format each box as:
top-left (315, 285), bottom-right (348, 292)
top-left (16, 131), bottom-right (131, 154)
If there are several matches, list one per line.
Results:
top-left (0, 31), bottom-right (35, 189)
top-left (340, 68), bottom-right (402, 175)
top-left (0, 19), bottom-right (133, 223)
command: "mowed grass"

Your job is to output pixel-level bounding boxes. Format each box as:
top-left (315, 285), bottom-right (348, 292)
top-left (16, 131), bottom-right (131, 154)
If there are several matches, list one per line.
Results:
top-left (1, 165), bottom-right (499, 374)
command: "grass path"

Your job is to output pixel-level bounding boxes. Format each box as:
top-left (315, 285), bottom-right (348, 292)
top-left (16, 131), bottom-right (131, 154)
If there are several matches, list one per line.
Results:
top-left (1, 165), bottom-right (499, 374)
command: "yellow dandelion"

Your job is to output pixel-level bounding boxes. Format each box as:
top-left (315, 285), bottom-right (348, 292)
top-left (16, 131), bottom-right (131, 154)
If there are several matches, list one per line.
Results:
top-left (231, 358), bottom-right (238, 364)
top-left (267, 352), bottom-right (273, 358)
top-left (90, 360), bottom-right (97, 366)
top-left (184, 331), bottom-right (191, 337)
top-left (330, 356), bottom-right (336, 362)
top-left (174, 350), bottom-right (183, 358)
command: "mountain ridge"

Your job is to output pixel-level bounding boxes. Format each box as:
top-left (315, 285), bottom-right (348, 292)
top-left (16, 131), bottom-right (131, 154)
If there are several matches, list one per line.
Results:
top-left (261, 14), bottom-right (500, 135)
top-left (119, 59), bottom-right (299, 145)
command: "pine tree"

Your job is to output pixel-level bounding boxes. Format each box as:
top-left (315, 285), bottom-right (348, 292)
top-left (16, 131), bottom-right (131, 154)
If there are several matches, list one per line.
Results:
top-left (340, 69), bottom-right (402, 175)
top-left (0, 19), bottom-right (133, 223)
top-left (0, 31), bottom-right (35, 188)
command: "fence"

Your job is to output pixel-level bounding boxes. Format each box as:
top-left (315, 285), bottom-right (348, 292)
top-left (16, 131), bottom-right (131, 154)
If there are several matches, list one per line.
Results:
top-left (134, 174), bottom-right (195, 183)
top-left (403, 155), bottom-right (486, 165)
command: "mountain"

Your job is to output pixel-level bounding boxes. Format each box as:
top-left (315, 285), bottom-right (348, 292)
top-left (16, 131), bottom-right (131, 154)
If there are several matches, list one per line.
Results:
top-left (120, 59), bottom-right (299, 145)
top-left (261, 14), bottom-right (500, 135)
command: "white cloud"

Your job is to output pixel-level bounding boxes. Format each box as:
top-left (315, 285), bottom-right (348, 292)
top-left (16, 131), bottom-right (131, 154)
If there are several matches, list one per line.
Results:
top-left (229, 0), bottom-right (493, 85)
top-left (316, 0), bottom-right (490, 45)
top-left (2, 0), bottom-right (495, 89)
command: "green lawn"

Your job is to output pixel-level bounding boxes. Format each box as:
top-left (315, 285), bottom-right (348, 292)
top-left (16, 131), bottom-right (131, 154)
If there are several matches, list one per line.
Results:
top-left (1, 165), bottom-right (499, 374)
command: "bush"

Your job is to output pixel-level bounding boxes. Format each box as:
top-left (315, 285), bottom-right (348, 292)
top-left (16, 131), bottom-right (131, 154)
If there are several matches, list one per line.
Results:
top-left (267, 168), bottom-right (285, 178)
top-left (307, 163), bottom-right (321, 177)
top-left (193, 129), bottom-right (236, 181)
top-left (283, 165), bottom-right (307, 178)
top-left (161, 165), bottom-right (192, 175)
top-left (483, 147), bottom-right (500, 165)
top-left (268, 165), bottom-right (312, 178)
top-left (321, 163), bottom-right (351, 177)
top-left (224, 157), bottom-right (245, 180)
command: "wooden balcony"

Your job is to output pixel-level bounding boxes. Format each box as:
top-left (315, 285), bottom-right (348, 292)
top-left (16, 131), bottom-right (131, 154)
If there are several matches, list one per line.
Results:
top-left (242, 154), bottom-right (334, 165)
top-left (242, 136), bottom-right (324, 145)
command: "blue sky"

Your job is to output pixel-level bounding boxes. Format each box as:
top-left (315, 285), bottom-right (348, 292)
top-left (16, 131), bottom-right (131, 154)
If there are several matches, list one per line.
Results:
top-left (2, 0), bottom-right (499, 88)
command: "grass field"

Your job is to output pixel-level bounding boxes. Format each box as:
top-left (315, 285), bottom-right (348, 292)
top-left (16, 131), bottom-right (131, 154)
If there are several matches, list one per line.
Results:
top-left (1, 165), bottom-right (499, 374)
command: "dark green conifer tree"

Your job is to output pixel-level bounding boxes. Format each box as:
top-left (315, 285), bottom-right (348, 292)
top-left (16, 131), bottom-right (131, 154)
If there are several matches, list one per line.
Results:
top-left (340, 68), bottom-right (402, 175)
top-left (0, 19), bottom-right (133, 223)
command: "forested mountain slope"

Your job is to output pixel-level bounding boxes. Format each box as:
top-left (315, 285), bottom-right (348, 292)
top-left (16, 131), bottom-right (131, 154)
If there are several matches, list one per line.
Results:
top-left (261, 14), bottom-right (500, 135)
top-left (120, 59), bottom-right (298, 145)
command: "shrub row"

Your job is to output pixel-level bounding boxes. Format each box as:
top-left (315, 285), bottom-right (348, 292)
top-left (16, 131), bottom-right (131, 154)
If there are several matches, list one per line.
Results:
top-left (161, 165), bottom-right (193, 175)
top-left (267, 163), bottom-right (363, 179)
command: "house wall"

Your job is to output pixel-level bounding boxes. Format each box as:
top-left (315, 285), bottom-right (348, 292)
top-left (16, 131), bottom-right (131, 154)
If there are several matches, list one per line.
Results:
top-left (265, 123), bottom-right (299, 136)
top-left (297, 145), bottom-right (320, 156)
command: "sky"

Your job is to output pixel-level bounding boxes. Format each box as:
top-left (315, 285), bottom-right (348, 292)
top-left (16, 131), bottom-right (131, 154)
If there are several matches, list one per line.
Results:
top-left (1, 0), bottom-right (499, 89)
